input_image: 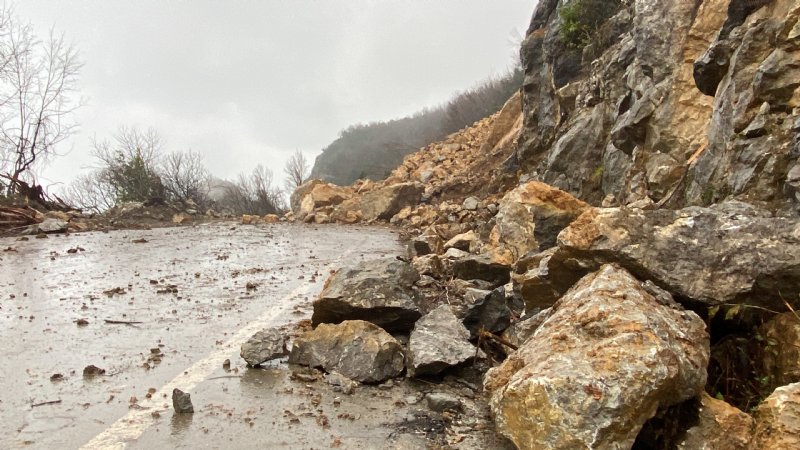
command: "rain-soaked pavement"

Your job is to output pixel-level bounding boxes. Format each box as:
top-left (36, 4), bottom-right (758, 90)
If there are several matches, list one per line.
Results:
top-left (0, 222), bottom-right (424, 449)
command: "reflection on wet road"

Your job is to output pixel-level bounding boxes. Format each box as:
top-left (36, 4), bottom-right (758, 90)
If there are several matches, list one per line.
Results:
top-left (0, 223), bottom-right (402, 449)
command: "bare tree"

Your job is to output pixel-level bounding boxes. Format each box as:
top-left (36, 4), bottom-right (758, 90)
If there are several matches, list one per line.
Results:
top-left (161, 150), bottom-right (210, 207)
top-left (0, 7), bottom-right (81, 196)
top-left (92, 126), bottom-right (165, 203)
top-left (61, 171), bottom-right (115, 213)
top-left (283, 149), bottom-right (310, 192)
top-left (217, 165), bottom-right (284, 215)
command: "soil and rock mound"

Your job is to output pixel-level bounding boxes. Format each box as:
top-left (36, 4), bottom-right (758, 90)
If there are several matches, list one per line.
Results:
top-left (282, 1), bottom-right (800, 448)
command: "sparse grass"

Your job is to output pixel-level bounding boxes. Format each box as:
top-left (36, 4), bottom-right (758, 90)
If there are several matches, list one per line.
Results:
top-left (559, 0), bottom-right (622, 50)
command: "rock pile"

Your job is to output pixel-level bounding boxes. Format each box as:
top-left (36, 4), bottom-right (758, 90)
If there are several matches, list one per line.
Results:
top-left (288, 91), bottom-right (523, 231)
top-left (274, 1), bottom-right (800, 447)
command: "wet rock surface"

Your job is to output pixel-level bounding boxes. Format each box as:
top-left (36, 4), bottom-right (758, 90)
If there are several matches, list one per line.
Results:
top-left (172, 388), bottom-right (194, 413)
top-left (289, 320), bottom-right (406, 383)
top-left (311, 257), bottom-right (422, 333)
top-left (486, 265), bottom-right (710, 450)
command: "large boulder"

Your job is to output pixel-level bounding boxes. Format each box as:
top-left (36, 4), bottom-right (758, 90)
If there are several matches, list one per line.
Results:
top-left (489, 181), bottom-right (589, 264)
top-left (360, 182), bottom-right (424, 221)
top-left (240, 328), bottom-right (289, 366)
top-left (298, 183), bottom-right (352, 218)
top-left (751, 382), bottom-right (800, 449)
top-left (288, 320), bottom-right (405, 384)
top-left (38, 218), bottom-right (69, 233)
top-left (485, 265), bottom-right (709, 450)
top-left (311, 257), bottom-right (422, 333)
top-left (557, 203), bottom-right (800, 308)
top-left (407, 305), bottom-right (474, 377)
top-left (290, 179), bottom-right (324, 214)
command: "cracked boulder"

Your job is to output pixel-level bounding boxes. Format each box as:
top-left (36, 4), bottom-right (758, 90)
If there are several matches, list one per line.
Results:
top-left (407, 305), bottom-right (474, 377)
top-left (485, 265), bottom-right (709, 450)
top-left (557, 203), bottom-right (800, 308)
top-left (311, 257), bottom-right (422, 333)
top-left (289, 320), bottom-right (405, 384)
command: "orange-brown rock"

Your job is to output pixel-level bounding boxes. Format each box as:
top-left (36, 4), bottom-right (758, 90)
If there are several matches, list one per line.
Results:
top-left (488, 181), bottom-right (590, 262)
top-left (677, 393), bottom-right (754, 450)
top-left (485, 265), bottom-right (709, 450)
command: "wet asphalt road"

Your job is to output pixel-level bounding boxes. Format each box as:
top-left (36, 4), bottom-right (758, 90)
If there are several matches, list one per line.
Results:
top-left (0, 222), bottom-right (405, 449)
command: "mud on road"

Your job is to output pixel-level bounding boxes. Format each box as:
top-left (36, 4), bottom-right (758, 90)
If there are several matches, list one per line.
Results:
top-left (0, 223), bottom-right (423, 449)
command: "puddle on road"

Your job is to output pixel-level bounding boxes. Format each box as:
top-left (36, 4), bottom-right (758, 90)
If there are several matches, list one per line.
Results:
top-left (0, 223), bottom-right (403, 449)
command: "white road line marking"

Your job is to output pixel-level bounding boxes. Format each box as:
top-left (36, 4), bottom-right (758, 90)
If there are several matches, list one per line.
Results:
top-left (80, 282), bottom-right (314, 450)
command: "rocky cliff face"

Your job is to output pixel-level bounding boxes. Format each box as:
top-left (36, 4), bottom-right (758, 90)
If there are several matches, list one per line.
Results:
top-left (517, 0), bottom-right (799, 214)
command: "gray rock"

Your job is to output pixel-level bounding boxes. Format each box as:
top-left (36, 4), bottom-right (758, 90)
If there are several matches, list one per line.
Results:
top-left (557, 205), bottom-right (800, 308)
top-left (501, 308), bottom-right (553, 350)
top-left (485, 265), bottom-right (709, 450)
top-left (408, 234), bottom-right (442, 257)
top-left (172, 388), bottom-right (194, 413)
top-left (412, 254), bottom-right (443, 278)
top-left (240, 328), bottom-right (289, 366)
top-left (289, 320), bottom-right (405, 384)
top-left (462, 287), bottom-right (512, 338)
top-left (452, 255), bottom-right (510, 287)
top-left (512, 247), bottom-right (587, 312)
top-left (461, 196), bottom-right (479, 211)
top-left (408, 305), bottom-right (474, 377)
top-left (443, 247), bottom-right (470, 259)
top-left (38, 218), bottom-right (68, 233)
top-left (425, 392), bottom-right (463, 413)
top-left (311, 257), bottom-right (421, 333)
top-left (515, 0), bottom-right (800, 209)
top-left (324, 371), bottom-right (358, 395)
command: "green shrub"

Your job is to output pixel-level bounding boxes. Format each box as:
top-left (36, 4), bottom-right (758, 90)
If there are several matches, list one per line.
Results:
top-left (559, 0), bottom-right (622, 50)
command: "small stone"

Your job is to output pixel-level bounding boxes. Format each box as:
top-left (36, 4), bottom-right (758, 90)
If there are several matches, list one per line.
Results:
top-left (426, 393), bottom-right (463, 413)
top-left (461, 196), bottom-right (479, 211)
top-left (172, 388), bottom-right (194, 413)
top-left (83, 365), bottom-right (106, 377)
top-left (325, 371), bottom-right (358, 395)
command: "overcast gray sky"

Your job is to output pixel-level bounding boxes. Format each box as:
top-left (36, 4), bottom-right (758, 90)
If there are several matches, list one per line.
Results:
top-left (16, 1), bottom-right (535, 190)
